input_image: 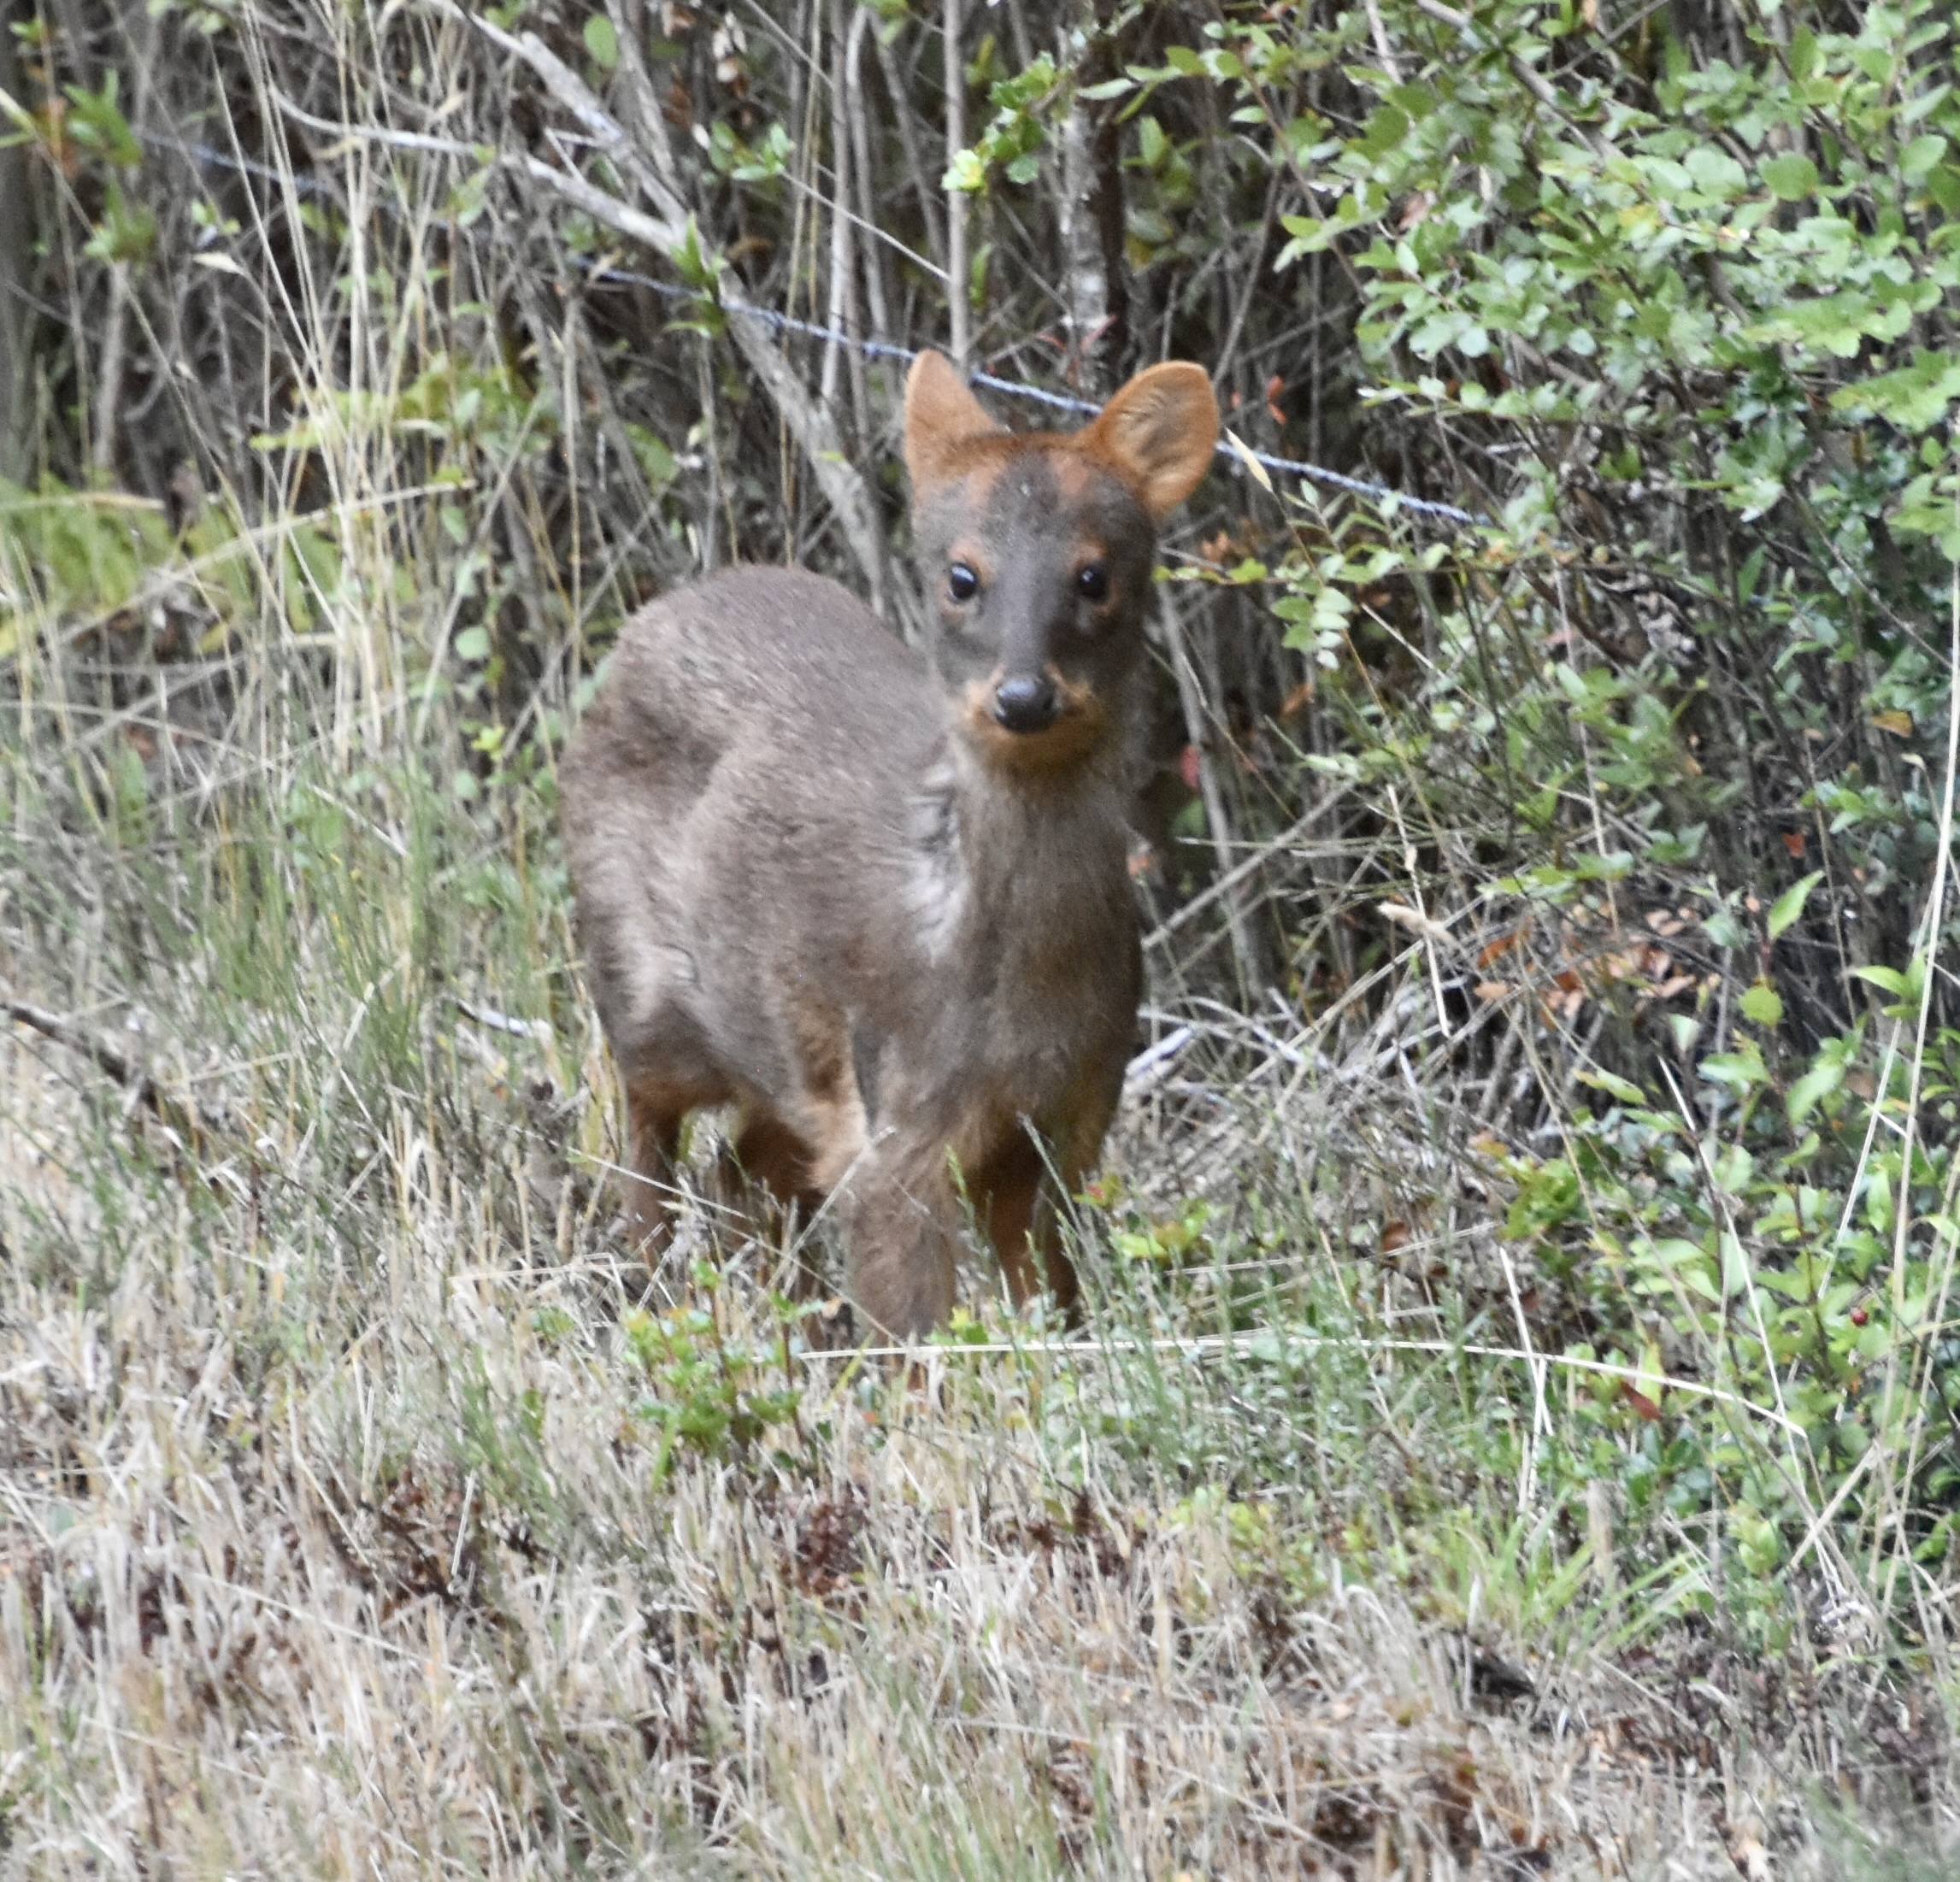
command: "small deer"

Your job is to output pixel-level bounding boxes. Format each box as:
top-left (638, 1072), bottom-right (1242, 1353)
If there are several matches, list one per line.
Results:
top-left (562, 350), bottom-right (1217, 1337)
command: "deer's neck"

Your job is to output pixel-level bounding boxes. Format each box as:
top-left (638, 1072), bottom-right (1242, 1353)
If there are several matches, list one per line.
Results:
top-left (904, 728), bottom-right (1135, 971)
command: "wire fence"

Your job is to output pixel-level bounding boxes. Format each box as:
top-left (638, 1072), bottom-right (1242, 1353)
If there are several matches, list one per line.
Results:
top-left (144, 130), bottom-right (1482, 529)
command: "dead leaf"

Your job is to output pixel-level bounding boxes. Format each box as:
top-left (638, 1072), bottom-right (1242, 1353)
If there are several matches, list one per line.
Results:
top-left (1379, 901), bottom-right (1454, 947)
top-left (1622, 1383), bottom-right (1661, 1422)
top-left (1398, 191), bottom-right (1435, 232)
top-left (1477, 928), bottom-right (1522, 968)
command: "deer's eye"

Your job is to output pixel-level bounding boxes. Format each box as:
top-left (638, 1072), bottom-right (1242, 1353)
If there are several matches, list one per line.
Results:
top-left (947, 563), bottom-right (980, 603)
top-left (1077, 564), bottom-right (1109, 603)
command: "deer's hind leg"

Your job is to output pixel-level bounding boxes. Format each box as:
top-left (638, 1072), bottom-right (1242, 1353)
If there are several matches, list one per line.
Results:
top-left (728, 1106), bottom-right (821, 1213)
top-left (619, 1038), bottom-right (732, 1270)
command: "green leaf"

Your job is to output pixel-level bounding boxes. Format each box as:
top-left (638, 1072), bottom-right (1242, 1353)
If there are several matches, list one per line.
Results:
top-left (1901, 134), bottom-right (1948, 185)
top-left (1577, 1068), bottom-right (1646, 1105)
top-left (1786, 1058), bottom-right (1845, 1130)
top-left (1736, 545), bottom-right (1764, 603)
top-left (1760, 152), bottom-right (1819, 201)
top-left (1739, 981), bottom-right (1784, 1028)
top-left (1359, 104), bottom-right (1410, 159)
top-left (1767, 871), bottom-right (1822, 940)
top-left (455, 626), bottom-right (491, 663)
top-left (1685, 144), bottom-right (1748, 199)
top-left (582, 15), bottom-right (619, 70)
top-left (1852, 964), bottom-right (1909, 997)
top-left (1831, 350), bottom-right (1960, 433)
top-left (623, 424), bottom-right (678, 489)
top-left (1699, 1047), bottom-right (1768, 1097)
top-left (943, 147), bottom-right (987, 193)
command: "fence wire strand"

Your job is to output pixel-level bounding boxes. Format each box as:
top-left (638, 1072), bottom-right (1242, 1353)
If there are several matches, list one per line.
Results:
top-left (144, 130), bottom-right (1480, 528)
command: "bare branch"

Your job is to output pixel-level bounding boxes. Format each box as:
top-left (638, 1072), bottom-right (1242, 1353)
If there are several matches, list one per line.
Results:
top-left (460, 3), bottom-right (889, 603)
top-left (4, 996), bottom-right (233, 1147)
top-left (943, 0), bottom-right (969, 365)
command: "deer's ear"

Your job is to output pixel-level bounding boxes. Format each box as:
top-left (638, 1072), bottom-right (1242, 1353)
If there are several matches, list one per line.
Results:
top-left (1080, 362), bottom-right (1219, 523)
top-left (904, 351), bottom-right (1003, 496)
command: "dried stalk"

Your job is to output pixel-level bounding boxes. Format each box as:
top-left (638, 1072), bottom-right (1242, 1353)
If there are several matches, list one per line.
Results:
top-left (0, 16), bottom-right (34, 481)
top-left (1157, 583), bottom-right (1263, 1001)
top-left (462, 9), bottom-right (887, 605)
top-left (943, 0), bottom-right (968, 364)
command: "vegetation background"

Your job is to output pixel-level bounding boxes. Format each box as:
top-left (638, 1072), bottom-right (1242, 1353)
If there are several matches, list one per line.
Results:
top-left (3, 0), bottom-right (1959, 1873)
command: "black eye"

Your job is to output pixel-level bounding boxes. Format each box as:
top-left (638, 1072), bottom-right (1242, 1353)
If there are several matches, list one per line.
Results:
top-left (947, 563), bottom-right (980, 603)
top-left (1077, 564), bottom-right (1109, 603)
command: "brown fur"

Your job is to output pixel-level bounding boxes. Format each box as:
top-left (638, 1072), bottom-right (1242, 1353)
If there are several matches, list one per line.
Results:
top-left (562, 350), bottom-right (1217, 1338)
top-left (960, 672), bottom-right (1109, 775)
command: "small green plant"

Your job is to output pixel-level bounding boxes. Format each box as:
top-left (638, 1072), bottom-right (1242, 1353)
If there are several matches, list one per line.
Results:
top-left (621, 1265), bottom-right (807, 1485)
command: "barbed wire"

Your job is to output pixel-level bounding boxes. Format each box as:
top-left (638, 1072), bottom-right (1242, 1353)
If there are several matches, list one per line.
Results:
top-left (145, 130), bottom-right (1481, 530)
top-left (589, 263), bottom-right (1483, 526)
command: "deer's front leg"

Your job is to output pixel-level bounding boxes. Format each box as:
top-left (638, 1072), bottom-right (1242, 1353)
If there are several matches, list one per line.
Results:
top-left (840, 1138), bottom-right (963, 1341)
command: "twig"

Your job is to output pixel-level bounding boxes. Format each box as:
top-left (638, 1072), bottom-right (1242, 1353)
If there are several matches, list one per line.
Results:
top-left (1142, 786), bottom-right (1351, 950)
top-left (1157, 582), bottom-right (1263, 998)
top-left (943, 0), bottom-right (968, 365)
top-left (450, 3), bottom-right (888, 598)
top-left (3, 996), bottom-right (230, 1146)
top-left (453, 997), bottom-right (554, 1044)
top-left (789, 1326), bottom-right (1811, 1432)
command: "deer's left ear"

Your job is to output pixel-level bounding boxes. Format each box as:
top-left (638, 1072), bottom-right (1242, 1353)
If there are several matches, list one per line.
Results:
top-left (904, 351), bottom-right (1005, 497)
top-left (1079, 362), bottom-right (1219, 522)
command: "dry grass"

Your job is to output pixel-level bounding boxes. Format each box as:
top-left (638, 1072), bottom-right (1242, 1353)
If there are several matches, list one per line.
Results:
top-left (0, 831), bottom-right (1950, 1876)
top-left (0, 1042), bottom-right (1814, 1878)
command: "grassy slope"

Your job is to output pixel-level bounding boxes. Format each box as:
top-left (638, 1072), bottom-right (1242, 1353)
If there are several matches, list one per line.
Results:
top-left (0, 697), bottom-right (1951, 1878)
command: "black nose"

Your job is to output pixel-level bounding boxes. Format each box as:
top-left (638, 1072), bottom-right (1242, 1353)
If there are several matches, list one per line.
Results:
top-left (993, 673), bottom-right (1060, 733)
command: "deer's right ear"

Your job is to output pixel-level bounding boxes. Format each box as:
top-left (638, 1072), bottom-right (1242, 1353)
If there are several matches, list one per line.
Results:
top-left (904, 351), bottom-right (1002, 497)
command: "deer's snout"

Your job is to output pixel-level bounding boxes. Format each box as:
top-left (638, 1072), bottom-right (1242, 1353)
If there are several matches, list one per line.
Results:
top-left (992, 672), bottom-right (1061, 734)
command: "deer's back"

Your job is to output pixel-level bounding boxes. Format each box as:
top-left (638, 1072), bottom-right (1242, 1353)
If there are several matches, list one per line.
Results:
top-left (575, 565), bottom-right (936, 803)
top-left (563, 567), bottom-right (946, 1102)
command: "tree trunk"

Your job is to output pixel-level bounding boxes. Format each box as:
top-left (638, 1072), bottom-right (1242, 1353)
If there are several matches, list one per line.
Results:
top-left (1056, 3), bottom-right (1128, 396)
top-left (0, 2), bottom-right (35, 481)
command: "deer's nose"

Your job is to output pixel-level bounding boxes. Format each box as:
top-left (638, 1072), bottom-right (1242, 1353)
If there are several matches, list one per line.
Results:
top-left (992, 673), bottom-right (1061, 734)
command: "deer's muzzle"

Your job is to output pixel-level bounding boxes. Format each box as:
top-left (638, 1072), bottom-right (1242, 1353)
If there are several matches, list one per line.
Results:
top-left (992, 673), bottom-right (1062, 733)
